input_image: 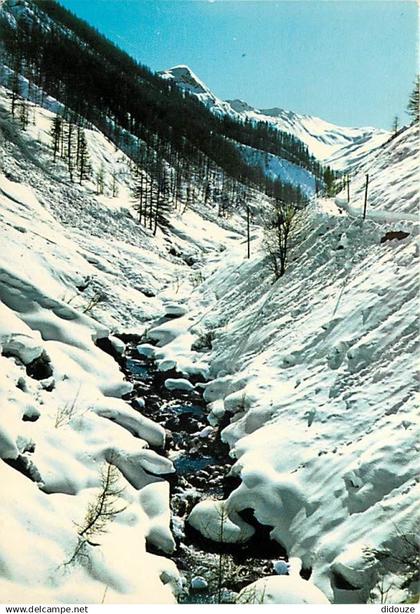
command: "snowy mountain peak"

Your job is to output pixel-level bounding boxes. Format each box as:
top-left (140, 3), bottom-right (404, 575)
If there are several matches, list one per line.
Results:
top-left (159, 65), bottom-right (213, 97)
top-left (161, 63), bottom-right (390, 170)
top-left (159, 64), bottom-right (235, 118)
top-left (227, 99), bottom-right (255, 113)
top-left (260, 106), bottom-right (301, 120)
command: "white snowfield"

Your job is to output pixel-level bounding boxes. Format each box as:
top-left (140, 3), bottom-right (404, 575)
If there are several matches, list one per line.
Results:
top-left (238, 142), bottom-right (316, 196)
top-left (333, 127), bottom-right (419, 223)
top-left (238, 574), bottom-right (330, 604)
top-left (182, 123), bottom-right (419, 604)
top-left (0, 80), bottom-right (249, 603)
top-left (0, 72), bottom-right (418, 606)
top-left (0, 170), bottom-right (180, 601)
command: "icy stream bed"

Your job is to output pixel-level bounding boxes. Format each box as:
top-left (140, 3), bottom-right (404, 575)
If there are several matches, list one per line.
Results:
top-left (118, 336), bottom-right (289, 604)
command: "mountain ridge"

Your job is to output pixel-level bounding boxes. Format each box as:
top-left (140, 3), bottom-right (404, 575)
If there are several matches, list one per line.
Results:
top-left (161, 64), bottom-right (390, 171)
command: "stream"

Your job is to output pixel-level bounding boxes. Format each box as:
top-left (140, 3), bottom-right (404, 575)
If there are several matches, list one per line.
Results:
top-left (113, 326), bottom-right (289, 604)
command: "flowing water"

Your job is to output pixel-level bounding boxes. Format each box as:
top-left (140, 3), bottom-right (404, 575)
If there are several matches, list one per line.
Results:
top-left (118, 334), bottom-right (288, 603)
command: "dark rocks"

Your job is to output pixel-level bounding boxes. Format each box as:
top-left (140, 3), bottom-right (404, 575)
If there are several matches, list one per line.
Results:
top-left (76, 276), bottom-right (91, 292)
top-left (178, 413), bottom-right (201, 434)
top-left (191, 332), bottom-right (215, 352)
top-left (16, 377), bottom-right (27, 392)
top-left (95, 336), bottom-right (125, 365)
top-left (141, 288), bottom-right (156, 298)
top-left (22, 411), bottom-right (40, 422)
top-left (223, 473), bottom-right (242, 498)
top-left (122, 337), bottom-right (281, 600)
top-left (40, 377), bottom-right (55, 392)
top-left (332, 570), bottom-right (360, 591)
top-left (184, 255), bottom-right (197, 266)
top-left (116, 336), bottom-right (296, 604)
top-left (380, 230), bottom-right (410, 244)
top-left (26, 352), bottom-right (53, 380)
top-left (3, 454), bottom-right (42, 483)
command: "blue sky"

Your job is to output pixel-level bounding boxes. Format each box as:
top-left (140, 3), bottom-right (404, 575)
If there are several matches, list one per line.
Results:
top-left (59, 0), bottom-right (417, 129)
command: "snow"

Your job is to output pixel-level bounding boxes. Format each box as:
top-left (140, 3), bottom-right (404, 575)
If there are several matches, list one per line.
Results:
top-left (187, 499), bottom-right (255, 544)
top-left (237, 575), bottom-right (330, 604)
top-left (0, 460), bottom-right (179, 603)
top-left (92, 399), bottom-right (167, 448)
top-left (148, 320), bottom-right (190, 346)
top-left (0, 43), bottom-right (418, 605)
top-left (164, 302), bottom-right (188, 317)
top-left (139, 481), bottom-right (176, 554)
top-left (109, 334), bottom-right (125, 355)
top-left (190, 576), bottom-right (208, 590)
top-left (184, 122), bottom-right (419, 603)
top-left (0, 82), bottom-right (201, 602)
top-left (157, 358), bottom-right (176, 372)
top-left (136, 343), bottom-right (156, 358)
top-left (237, 104), bottom-right (390, 171)
top-left (162, 65), bottom-right (390, 172)
top-left (134, 397), bottom-right (145, 409)
top-left (238, 143), bottom-right (316, 196)
top-left (164, 378), bottom-right (194, 392)
top-left (159, 65), bottom-right (235, 118)
top-left (202, 375), bottom-right (234, 403)
top-left (334, 125), bottom-right (419, 219)
top-left (196, 425), bottom-right (214, 439)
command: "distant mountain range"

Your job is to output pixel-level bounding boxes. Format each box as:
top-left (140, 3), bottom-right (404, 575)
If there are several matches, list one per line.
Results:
top-left (160, 65), bottom-right (390, 172)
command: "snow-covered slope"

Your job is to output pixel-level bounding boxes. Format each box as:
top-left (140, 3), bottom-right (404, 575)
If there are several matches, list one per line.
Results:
top-left (238, 142), bottom-right (316, 196)
top-left (144, 123), bottom-right (419, 603)
top-left (335, 125), bottom-right (419, 218)
top-left (199, 125), bottom-right (419, 603)
top-left (0, 172), bottom-right (181, 601)
top-left (230, 101), bottom-right (390, 170)
top-left (161, 65), bottom-right (390, 171)
top-left (0, 84), bottom-right (248, 603)
top-left (0, 56), bottom-right (418, 605)
top-left (159, 64), bottom-right (234, 118)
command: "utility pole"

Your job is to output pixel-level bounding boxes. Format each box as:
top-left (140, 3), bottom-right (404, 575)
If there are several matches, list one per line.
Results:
top-left (363, 174), bottom-right (369, 220)
top-left (346, 175), bottom-right (350, 203)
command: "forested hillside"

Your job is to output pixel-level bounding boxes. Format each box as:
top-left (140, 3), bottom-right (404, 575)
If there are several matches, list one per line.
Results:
top-left (0, 0), bottom-right (333, 210)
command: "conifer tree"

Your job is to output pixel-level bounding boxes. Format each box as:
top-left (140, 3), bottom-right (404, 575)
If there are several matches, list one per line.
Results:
top-left (96, 162), bottom-right (105, 194)
top-left (62, 112), bottom-right (77, 182)
top-left (132, 165), bottom-right (145, 223)
top-left (8, 52), bottom-right (23, 120)
top-left (77, 127), bottom-right (90, 184)
top-left (50, 115), bottom-right (63, 163)
top-left (111, 170), bottom-right (119, 197)
top-left (154, 161), bottom-right (172, 235)
top-left (407, 76), bottom-right (419, 123)
top-left (323, 167), bottom-right (337, 197)
top-left (18, 99), bottom-right (30, 130)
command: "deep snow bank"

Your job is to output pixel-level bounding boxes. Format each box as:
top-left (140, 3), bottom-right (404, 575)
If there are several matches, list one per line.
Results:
top-left (185, 125), bottom-right (419, 603)
top-left (0, 173), bottom-right (181, 601)
top-left (0, 84), bottom-right (247, 602)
